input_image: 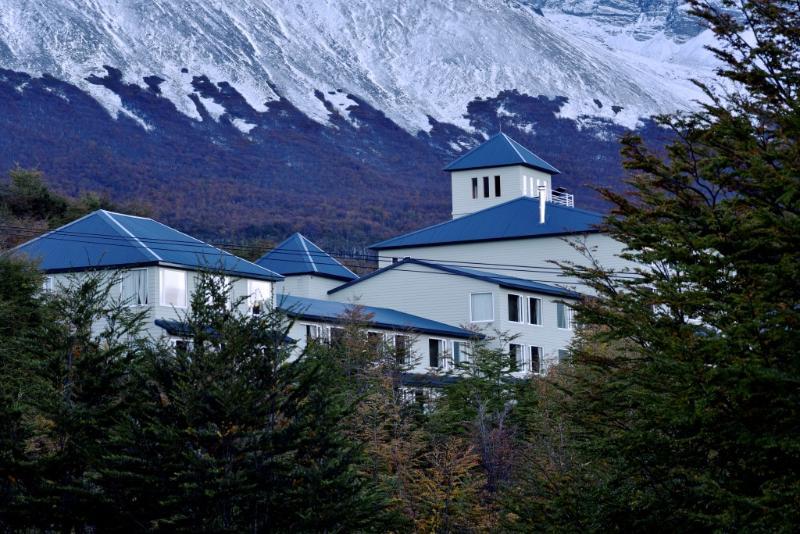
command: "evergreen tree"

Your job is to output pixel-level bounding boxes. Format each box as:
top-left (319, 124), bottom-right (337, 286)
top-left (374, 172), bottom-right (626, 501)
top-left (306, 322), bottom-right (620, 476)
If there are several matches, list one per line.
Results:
top-left (523, 0), bottom-right (800, 530)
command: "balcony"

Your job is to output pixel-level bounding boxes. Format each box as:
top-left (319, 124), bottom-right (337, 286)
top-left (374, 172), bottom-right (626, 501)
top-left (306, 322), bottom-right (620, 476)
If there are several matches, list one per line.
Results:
top-left (550, 188), bottom-right (574, 207)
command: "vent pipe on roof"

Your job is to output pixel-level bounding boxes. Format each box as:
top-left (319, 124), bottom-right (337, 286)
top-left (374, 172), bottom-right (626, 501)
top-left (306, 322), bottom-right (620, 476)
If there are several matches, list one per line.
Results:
top-left (538, 185), bottom-right (546, 224)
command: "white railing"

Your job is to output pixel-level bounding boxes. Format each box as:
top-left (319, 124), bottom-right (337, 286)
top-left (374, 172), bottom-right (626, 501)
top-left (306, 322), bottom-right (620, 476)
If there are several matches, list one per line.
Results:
top-left (550, 189), bottom-right (574, 207)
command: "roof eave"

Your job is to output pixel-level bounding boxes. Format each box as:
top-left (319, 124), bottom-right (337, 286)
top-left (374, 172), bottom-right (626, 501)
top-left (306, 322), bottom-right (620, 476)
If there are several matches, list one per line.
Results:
top-left (443, 162), bottom-right (560, 174)
top-left (370, 229), bottom-right (602, 251)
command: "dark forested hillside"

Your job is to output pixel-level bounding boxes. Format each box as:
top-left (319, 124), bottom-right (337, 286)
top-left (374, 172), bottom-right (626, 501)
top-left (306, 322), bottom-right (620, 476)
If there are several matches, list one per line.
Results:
top-left (0, 67), bottom-right (669, 249)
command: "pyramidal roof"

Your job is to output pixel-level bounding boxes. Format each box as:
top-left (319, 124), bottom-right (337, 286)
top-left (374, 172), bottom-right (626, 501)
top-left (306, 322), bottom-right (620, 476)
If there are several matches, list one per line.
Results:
top-left (11, 210), bottom-right (282, 280)
top-left (370, 197), bottom-right (603, 250)
top-left (256, 233), bottom-right (357, 282)
top-left (444, 133), bottom-right (560, 174)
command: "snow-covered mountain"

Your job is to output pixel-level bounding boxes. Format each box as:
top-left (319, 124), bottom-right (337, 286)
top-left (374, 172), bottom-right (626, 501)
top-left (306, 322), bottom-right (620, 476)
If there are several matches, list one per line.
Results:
top-left (0, 0), bottom-right (716, 132)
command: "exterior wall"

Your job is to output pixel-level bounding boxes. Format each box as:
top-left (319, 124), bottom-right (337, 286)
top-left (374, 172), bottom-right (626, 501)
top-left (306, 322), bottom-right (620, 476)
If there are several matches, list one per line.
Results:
top-left (377, 233), bottom-right (630, 294)
top-left (45, 267), bottom-right (274, 340)
top-left (329, 264), bottom-right (575, 374)
top-left (451, 165), bottom-right (552, 218)
top-left (277, 274), bottom-right (346, 299)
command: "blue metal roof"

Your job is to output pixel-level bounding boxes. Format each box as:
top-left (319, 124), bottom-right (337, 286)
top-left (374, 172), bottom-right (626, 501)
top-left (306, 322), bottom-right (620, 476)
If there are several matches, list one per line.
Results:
top-left (371, 197), bottom-right (603, 250)
top-left (10, 210), bottom-right (282, 281)
top-left (277, 294), bottom-right (481, 340)
top-left (329, 258), bottom-right (580, 299)
top-left (444, 133), bottom-right (560, 174)
top-left (255, 233), bottom-right (357, 281)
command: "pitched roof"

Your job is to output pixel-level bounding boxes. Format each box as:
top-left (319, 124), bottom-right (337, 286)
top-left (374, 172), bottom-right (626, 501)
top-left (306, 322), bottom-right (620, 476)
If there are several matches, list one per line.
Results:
top-left (277, 294), bottom-right (481, 340)
top-left (444, 133), bottom-right (560, 174)
top-left (371, 197), bottom-right (604, 250)
top-left (328, 258), bottom-right (581, 299)
top-left (255, 232), bottom-right (357, 282)
top-left (10, 210), bottom-right (282, 281)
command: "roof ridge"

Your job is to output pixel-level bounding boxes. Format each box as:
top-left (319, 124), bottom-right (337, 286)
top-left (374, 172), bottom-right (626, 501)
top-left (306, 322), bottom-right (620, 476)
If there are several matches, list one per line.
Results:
top-left (102, 211), bottom-right (163, 262)
top-left (298, 234), bottom-right (319, 273)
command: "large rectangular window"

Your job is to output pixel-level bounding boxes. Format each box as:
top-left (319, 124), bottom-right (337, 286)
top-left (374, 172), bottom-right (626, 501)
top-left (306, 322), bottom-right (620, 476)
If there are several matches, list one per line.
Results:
top-left (528, 297), bottom-right (542, 325)
top-left (508, 294), bottom-right (522, 323)
top-left (471, 177), bottom-right (478, 199)
top-left (483, 176), bottom-right (490, 197)
top-left (248, 280), bottom-right (272, 314)
top-left (119, 269), bottom-right (148, 306)
top-left (494, 175), bottom-right (501, 197)
top-left (530, 346), bottom-right (542, 374)
top-left (509, 343), bottom-right (523, 372)
top-left (160, 268), bottom-right (187, 308)
top-left (306, 324), bottom-right (328, 344)
top-left (429, 338), bottom-right (443, 368)
top-left (470, 292), bottom-right (494, 322)
top-left (557, 302), bottom-right (574, 330)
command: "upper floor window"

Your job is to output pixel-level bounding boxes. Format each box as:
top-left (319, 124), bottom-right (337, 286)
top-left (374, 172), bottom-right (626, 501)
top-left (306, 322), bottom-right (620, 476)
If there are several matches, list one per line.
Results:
top-left (472, 177), bottom-right (478, 199)
top-left (508, 294), bottom-right (522, 323)
top-left (119, 269), bottom-right (148, 306)
top-left (248, 280), bottom-right (272, 314)
top-left (160, 268), bottom-right (187, 308)
top-left (470, 292), bottom-right (494, 322)
top-left (557, 302), bottom-right (574, 329)
top-left (494, 175), bottom-right (501, 197)
top-left (528, 297), bottom-right (542, 326)
top-left (483, 176), bottom-right (490, 198)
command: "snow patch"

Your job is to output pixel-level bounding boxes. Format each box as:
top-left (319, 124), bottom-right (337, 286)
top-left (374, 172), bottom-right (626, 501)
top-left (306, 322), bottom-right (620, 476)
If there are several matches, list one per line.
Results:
top-left (231, 117), bottom-right (257, 134)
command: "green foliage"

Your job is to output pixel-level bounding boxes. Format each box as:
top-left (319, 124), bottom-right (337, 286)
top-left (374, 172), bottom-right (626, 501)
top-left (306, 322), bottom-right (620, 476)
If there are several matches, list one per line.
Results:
top-left (514, 0), bottom-right (800, 530)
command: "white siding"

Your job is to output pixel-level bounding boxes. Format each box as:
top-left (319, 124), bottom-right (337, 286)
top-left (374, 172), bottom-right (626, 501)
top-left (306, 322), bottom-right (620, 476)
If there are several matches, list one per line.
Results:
top-left (377, 233), bottom-right (630, 294)
top-left (329, 263), bottom-right (575, 374)
top-left (277, 274), bottom-right (347, 299)
top-left (451, 164), bottom-right (552, 218)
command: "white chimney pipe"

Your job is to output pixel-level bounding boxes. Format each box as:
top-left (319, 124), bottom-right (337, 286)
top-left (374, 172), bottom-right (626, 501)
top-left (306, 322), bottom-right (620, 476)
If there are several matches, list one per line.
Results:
top-left (538, 184), bottom-right (546, 224)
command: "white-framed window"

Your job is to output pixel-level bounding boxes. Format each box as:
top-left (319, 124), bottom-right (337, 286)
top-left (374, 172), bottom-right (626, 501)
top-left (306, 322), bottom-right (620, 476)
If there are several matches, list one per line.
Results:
top-left (471, 177), bottom-right (478, 199)
top-left (529, 346), bottom-right (542, 374)
top-left (305, 323), bottom-right (329, 344)
top-left (119, 269), bottom-right (148, 306)
top-left (41, 275), bottom-right (54, 293)
top-left (557, 302), bottom-right (574, 330)
top-left (527, 297), bottom-right (542, 326)
top-left (452, 340), bottom-right (467, 366)
top-left (509, 343), bottom-right (525, 372)
top-left (160, 268), bottom-right (187, 308)
top-left (470, 292), bottom-right (494, 323)
top-left (330, 326), bottom-right (346, 346)
top-left (247, 279), bottom-right (272, 314)
top-left (558, 349), bottom-right (571, 365)
top-left (394, 334), bottom-right (410, 365)
top-left (507, 293), bottom-right (523, 323)
top-left (428, 338), bottom-right (446, 368)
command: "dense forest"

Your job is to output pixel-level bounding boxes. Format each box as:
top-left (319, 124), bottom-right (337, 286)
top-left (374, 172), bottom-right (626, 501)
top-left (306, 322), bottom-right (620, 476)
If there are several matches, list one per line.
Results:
top-left (1, 0), bottom-right (798, 531)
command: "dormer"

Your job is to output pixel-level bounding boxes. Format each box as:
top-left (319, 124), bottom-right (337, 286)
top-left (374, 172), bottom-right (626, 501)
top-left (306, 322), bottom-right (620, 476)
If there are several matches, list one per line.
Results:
top-left (444, 133), bottom-right (561, 219)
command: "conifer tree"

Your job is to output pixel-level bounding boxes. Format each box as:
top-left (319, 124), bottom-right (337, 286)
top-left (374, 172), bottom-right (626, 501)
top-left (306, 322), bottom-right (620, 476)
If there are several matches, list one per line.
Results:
top-left (527, 0), bottom-right (800, 530)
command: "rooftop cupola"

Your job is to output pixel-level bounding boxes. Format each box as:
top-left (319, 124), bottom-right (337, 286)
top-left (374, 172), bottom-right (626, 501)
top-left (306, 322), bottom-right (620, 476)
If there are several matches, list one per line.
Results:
top-left (444, 133), bottom-right (567, 219)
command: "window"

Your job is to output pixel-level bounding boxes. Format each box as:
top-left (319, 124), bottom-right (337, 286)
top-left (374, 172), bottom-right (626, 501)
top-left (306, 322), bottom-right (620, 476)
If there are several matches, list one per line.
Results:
top-left (508, 294), bottom-right (522, 322)
top-left (494, 175), bottom-right (501, 197)
top-left (471, 177), bottom-right (478, 199)
top-left (367, 331), bottom-right (383, 348)
top-left (119, 269), bottom-right (148, 306)
top-left (306, 324), bottom-right (328, 344)
top-left (429, 338), bottom-right (443, 368)
top-left (528, 297), bottom-right (542, 325)
top-left (330, 327), bottom-right (346, 347)
top-left (452, 341), bottom-right (464, 366)
top-left (470, 292), bottom-right (494, 322)
top-left (530, 346), bottom-right (542, 374)
top-left (160, 268), bottom-right (187, 308)
top-left (509, 343), bottom-right (523, 372)
top-left (395, 335), bottom-right (410, 365)
top-left (248, 280), bottom-right (272, 314)
top-left (557, 302), bottom-right (573, 329)
top-left (483, 176), bottom-right (490, 197)
top-left (42, 275), bottom-right (54, 293)
top-left (558, 349), bottom-right (571, 365)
